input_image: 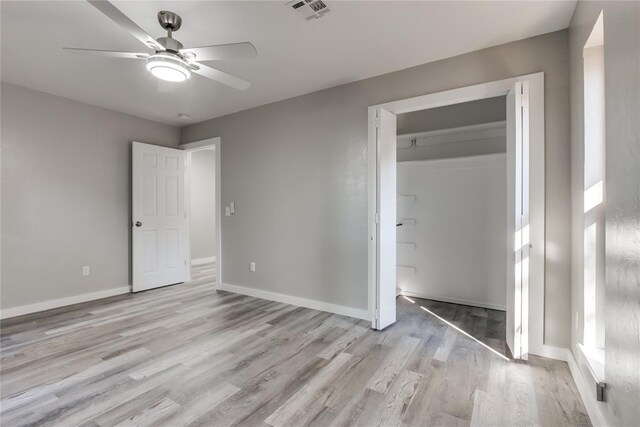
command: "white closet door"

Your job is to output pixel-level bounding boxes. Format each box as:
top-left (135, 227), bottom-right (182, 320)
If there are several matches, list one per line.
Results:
top-left (374, 108), bottom-right (397, 330)
top-left (132, 142), bottom-right (187, 292)
top-left (506, 81), bottom-right (530, 359)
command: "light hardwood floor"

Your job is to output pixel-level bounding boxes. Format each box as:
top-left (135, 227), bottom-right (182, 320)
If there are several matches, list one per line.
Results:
top-left (0, 264), bottom-right (590, 426)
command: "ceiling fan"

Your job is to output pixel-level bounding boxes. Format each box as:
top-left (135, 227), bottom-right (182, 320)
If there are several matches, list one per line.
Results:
top-left (63, 1), bottom-right (257, 90)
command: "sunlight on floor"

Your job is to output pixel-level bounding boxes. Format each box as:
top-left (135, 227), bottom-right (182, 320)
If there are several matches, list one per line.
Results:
top-left (401, 295), bottom-right (510, 361)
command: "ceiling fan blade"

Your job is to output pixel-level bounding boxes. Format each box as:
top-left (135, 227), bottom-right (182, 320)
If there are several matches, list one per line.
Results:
top-left (191, 62), bottom-right (251, 90)
top-left (181, 42), bottom-right (257, 62)
top-left (87, 1), bottom-right (163, 51)
top-left (63, 48), bottom-right (149, 59)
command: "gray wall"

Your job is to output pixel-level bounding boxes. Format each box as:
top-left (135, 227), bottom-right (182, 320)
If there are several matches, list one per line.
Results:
top-left (397, 96), bottom-right (506, 134)
top-left (189, 149), bottom-right (216, 261)
top-left (181, 30), bottom-right (572, 347)
top-left (569, 2), bottom-right (640, 425)
top-left (1, 83), bottom-right (180, 310)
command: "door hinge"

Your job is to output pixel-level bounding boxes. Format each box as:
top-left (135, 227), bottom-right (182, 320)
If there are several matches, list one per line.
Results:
top-left (375, 213), bottom-right (380, 224)
top-left (374, 310), bottom-right (379, 320)
top-left (184, 260), bottom-right (187, 266)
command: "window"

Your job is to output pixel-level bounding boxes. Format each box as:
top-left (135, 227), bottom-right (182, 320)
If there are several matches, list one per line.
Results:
top-left (581, 11), bottom-right (605, 379)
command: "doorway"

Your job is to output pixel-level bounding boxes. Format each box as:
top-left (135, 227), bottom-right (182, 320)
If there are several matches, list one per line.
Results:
top-left (368, 74), bottom-right (545, 360)
top-left (182, 137), bottom-right (222, 286)
top-left (396, 98), bottom-right (508, 355)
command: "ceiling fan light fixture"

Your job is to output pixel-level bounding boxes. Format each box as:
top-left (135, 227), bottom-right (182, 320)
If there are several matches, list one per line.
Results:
top-left (146, 53), bottom-right (191, 82)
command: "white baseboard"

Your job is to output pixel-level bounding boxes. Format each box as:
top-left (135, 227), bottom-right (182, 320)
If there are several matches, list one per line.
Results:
top-left (530, 344), bottom-right (569, 361)
top-left (218, 283), bottom-right (370, 321)
top-left (0, 286), bottom-right (130, 320)
top-left (398, 290), bottom-right (506, 311)
top-left (191, 257), bottom-right (216, 266)
top-left (566, 348), bottom-right (608, 427)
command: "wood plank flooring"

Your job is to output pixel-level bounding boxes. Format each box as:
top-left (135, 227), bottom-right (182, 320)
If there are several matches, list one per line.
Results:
top-left (0, 264), bottom-right (591, 426)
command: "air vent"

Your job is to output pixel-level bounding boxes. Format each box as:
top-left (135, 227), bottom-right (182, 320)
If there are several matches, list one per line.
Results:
top-left (286, 0), bottom-right (330, 20)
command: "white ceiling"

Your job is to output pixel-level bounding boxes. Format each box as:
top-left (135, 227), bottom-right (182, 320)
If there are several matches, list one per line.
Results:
top-left (1, 1), bottom-right (576, 126)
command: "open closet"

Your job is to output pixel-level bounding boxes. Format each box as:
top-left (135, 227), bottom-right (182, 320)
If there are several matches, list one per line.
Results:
top-left (395, 98), bottom-right (507, 311)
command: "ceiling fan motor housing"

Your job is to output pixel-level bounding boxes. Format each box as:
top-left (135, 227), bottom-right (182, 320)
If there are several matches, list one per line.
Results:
top-left (157, 37), bottom-right (183, 53)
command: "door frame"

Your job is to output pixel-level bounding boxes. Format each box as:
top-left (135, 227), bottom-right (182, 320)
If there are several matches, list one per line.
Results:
top-left (181, 137), bottom-right (221, 285)
top-left (367, 72), bottom-right (546, 357)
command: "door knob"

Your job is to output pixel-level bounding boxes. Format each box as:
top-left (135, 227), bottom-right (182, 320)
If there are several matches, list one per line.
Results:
top-left (134, 221), bottom-right (142, 227)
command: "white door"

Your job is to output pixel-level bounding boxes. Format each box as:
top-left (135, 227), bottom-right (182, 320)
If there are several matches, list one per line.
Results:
top-left (506, 81), bottom-right (530, 359)
top-left (373, 108), bottom-right (397, 330)
top-left (132, 142), bottom-right (188, 292)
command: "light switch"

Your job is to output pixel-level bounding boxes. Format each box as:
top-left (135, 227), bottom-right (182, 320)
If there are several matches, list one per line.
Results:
top-left (230, 202), bottom-right (235, 214)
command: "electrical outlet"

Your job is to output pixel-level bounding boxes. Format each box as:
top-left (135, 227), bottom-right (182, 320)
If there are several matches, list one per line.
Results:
top-left (249, 262), bottom-right (256, 272)
top-left (225, 207), bottom-right (231, 216)
top-left (82, 266), bottom-right (90, 276)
